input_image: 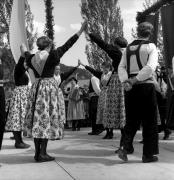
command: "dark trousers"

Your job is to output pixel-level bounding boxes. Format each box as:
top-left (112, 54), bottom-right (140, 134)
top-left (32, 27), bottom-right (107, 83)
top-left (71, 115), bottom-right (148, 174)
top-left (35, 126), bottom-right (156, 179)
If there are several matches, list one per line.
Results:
top-left (0, 87), bottom-right (5, 150)
top-left (123, 83), bottom-right (159, 157)
top-left (156, 91), bottom-right (168, 131)
top-left (89, 96), bottom-right (102, 132)
top-left (166, 91), bottom-right (174, 129)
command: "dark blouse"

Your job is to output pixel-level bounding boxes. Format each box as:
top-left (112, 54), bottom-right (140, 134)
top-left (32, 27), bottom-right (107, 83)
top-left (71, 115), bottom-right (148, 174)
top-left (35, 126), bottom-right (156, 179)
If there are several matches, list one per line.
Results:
top-left (14, 56), bottom-right (29, 86)
top-left (85, 65), bottom-right (102, 80)
top-left (89, 34), bottom-right (122, 71)
top-left (26, 34), bottom-right (79, 78)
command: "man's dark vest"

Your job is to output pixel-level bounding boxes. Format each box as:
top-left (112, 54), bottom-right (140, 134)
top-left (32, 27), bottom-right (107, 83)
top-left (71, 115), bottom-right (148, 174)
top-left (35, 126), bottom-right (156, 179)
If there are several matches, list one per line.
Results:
top-left (126, 40), bottom-right (151, 77)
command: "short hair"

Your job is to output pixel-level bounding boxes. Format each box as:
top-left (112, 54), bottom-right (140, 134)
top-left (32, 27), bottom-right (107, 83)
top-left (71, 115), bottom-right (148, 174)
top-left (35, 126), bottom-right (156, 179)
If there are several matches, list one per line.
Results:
top-left (114, 37), bottom-right (128, 48)
top-left (36, 36), bottom-right (53, 50)
top-left (137, 22), bottom-right (154, 38)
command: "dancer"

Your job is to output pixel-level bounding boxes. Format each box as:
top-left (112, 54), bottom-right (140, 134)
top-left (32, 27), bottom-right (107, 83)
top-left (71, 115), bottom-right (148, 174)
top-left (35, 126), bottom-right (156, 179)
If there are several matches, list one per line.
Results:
top-left (23, 21), bottom-right (86, 162)
top-left (87, 33), bottom-right (127, 141)
top-left (118, 22), bottom-right (159, 163)
top-left (79, 60), bottom-right (112, 138)
top-left (5, 48), bottom-right (30, 149)
top-left (0, 49), bottom-right (5, 150)
top-left (87, 75), bottom-right (103, 135)
top-left (155, 66), bottom-right (171, 140)
top-left (54, 64), bottom-right (80, 138)
top-left (67, 77), bottom-right (85, 131)
top-left (166, 56), bottom-right (174, 131)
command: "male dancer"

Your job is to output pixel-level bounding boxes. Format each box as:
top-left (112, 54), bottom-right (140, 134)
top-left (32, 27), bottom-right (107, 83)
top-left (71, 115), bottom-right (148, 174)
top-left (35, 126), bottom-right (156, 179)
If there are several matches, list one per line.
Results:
top-left (87, 74), bottom-right (103, 135)
top-left (118, 22), bottom-right (159, 163)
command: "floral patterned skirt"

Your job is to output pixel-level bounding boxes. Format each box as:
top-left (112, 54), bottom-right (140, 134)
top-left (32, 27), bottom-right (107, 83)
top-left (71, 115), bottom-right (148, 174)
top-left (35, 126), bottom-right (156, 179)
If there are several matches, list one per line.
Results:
top-left (103, 73), bottom-right (126, 129)
top-left (96, 87), bottom-right (108, 125)
top-left (5, 85), bottom-right (30, 131)
top-left (24, 78), bottom-right (65, 140)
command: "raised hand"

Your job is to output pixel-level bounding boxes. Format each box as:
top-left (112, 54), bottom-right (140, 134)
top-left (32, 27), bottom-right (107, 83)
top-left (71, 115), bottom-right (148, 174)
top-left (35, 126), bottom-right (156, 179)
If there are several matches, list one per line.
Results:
top-left (78, 59), bottom-right (85, 67)
top-left (77, 20), bottom-right (87, 36)
top-left (20, 43), bottom-right (27, 57)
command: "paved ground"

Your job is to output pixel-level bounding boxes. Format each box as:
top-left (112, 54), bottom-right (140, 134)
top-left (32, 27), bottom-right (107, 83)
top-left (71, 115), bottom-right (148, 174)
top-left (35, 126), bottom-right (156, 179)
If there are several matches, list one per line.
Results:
top-left (1, 128), bottom-right (174, 180)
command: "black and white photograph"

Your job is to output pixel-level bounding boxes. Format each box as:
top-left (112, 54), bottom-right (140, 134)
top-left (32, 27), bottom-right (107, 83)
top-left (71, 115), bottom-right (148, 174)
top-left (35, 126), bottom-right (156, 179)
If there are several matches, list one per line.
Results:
top-left (0, 0), bottom-right (174, 179)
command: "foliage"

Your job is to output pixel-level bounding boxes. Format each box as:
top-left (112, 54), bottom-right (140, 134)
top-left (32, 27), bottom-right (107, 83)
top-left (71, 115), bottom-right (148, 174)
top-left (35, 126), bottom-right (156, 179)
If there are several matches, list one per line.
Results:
top-left (44, 0), bottom-right (54, 41)
top-left (81, 0), bottom-right (124, 69)
top-left (0, 0), bottom-right (37, 87)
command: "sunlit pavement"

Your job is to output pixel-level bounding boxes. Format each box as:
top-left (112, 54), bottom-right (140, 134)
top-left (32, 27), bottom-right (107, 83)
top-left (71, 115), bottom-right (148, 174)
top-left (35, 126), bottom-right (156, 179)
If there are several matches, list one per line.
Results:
top-left (1, 128), bottom-right (174, 180)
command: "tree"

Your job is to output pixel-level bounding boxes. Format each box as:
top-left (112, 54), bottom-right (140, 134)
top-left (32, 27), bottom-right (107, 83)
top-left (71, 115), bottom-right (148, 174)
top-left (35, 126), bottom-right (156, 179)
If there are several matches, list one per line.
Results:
top-left (44, 0), bottom-right (54, 41)
top-left (0, 0), bottom-right (37, 82)
top-left (81, 0), bottom-right (124, 69)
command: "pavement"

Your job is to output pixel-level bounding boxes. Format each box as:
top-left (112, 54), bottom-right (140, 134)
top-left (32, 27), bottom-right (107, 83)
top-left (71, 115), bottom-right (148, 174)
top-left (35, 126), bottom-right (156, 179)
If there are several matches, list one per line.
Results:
top-left (1, 128), bottom-right (174, 180)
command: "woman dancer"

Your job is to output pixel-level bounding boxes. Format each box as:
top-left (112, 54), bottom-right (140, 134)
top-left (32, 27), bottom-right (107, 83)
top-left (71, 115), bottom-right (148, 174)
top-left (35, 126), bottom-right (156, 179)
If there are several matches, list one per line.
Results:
top-left (67, 77), bottom-right (85, 131)
top-left (79, 60), bottom-right (112, 138)
top-left (53, 64), bottom-right (80, 138)
top-left (88, 33), bottom-right (127, 142)
top-left (23, 21), bottom-right (86, 162)
top-left (5, 48), bottom-right (30, 149)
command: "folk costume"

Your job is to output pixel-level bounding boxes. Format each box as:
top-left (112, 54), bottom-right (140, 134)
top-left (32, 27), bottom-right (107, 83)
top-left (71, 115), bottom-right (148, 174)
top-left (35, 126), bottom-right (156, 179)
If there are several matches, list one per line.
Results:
top-left (88, 76), bottom-right (103, 135)
top-left (5, 56), bottom-right (30, 149)
top-left (84, 65), bottom-right (112, 137)
top-left (89, 34), bottom-right (127, 139)
top-left (118, 39), bottom-right (159, 162)
top-left (67, 78), bottom-right (85, 131)
top-left (54, 66), bottom-right (79, 138)
top-left (166, 57), bottom-right (174, 131)
top-left (24, 33), bottom-right (80, 162)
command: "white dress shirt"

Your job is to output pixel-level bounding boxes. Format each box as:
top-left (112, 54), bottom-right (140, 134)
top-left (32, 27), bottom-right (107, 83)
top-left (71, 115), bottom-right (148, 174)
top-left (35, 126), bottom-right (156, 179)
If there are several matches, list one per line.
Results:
top-left (118, 42), bottom-right (158, 83)
top-left (91, 76), bottom-right (101, 96)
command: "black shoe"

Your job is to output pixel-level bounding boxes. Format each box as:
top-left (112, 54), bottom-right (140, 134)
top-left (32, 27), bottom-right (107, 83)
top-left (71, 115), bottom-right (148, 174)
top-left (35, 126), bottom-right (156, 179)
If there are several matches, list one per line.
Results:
top-left (37, 154), bottom-right (55, 162)
top-left (115, 147), bottom-right (121, 154)
top-left (118, 148), bottom-right (128, 162)
top-left (95, 129), bottom-right (104, 135)
top-left (77, 127), bottom-right (80, 131)
top-left (15, 142), bottom-right (30, 149)
top-left (72, 128), bottom-right (76, 131)
top-left (115, 148), bottom-right (134, 154)
top-left (142, 155), bottom-right (158, 163)
top-left (163, 130), bottom-right (172, 140)
top-left (103, 134), bottom-right (109, 139)
top-left (88, 132), bottom-right (96, 135)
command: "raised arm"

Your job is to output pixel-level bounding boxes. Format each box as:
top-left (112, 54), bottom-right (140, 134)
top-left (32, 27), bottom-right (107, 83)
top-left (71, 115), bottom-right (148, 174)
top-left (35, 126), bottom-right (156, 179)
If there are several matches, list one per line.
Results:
top-left (56, 21), bottom-right (87, 58)
top-left (78, 59), bottom-right (102, 79)
top-left (89, 33), bottom-right (122, 61)
top-left (61, 66), bottom-right (79, 82)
